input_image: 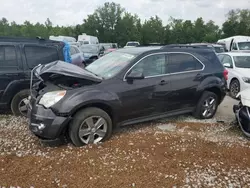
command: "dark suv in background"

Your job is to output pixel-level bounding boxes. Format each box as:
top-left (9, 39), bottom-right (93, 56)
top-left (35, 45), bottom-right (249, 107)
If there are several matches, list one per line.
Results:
top-left (0, 37), bottom-right (65, 116)
top-left (28, 45), bottom-right (228, 147)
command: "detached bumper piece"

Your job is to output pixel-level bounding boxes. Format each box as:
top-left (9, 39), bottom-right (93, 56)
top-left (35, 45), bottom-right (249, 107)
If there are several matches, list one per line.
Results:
top-left (234, 104), bottom-right (250, 137)
top-left (28, 103), bottom-right (70, 146)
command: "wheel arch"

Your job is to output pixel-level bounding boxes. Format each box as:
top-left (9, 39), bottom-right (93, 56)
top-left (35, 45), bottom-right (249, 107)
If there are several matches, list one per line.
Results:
top-left (204, 87), bottom-right (222, 102)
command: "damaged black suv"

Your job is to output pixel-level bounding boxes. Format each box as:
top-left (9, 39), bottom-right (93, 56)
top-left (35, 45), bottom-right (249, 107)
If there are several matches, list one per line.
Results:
top-left (28, 45), bottom-right (228, 147)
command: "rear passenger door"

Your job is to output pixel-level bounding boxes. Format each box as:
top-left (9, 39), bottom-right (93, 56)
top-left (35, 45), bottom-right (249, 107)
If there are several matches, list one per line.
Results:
top-left (0, 45), bottom-right (24, 102)
top-left (165, 53), bottom-right (204, 111)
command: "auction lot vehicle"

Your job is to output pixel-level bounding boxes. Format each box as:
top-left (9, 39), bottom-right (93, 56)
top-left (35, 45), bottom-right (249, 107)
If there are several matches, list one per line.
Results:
top-left (218, 52), bottom-right (250, 98)
top-left (28, 45), bottom-right (227, 147)
top-left (0, 37), bottom-right (65, 116)
top-left (79, 44), bottom-right (100, 65)
top-left (69, 45), bottom-right (85, 67)
top-left (233, 88), bottom-right (250, 138)
top-left (217, 36), bottom-right (250, 52)
top-left (124, 41), bottom-right (140, 48)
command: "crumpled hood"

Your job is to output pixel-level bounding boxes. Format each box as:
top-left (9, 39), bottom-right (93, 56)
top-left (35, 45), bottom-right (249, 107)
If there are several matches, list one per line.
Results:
top-left (34, 60), bottom-right (102, 83)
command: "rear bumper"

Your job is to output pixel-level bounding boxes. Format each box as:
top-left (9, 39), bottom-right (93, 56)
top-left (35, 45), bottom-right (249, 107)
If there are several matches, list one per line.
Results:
top-left (28, 103), bottom-right (71, 145)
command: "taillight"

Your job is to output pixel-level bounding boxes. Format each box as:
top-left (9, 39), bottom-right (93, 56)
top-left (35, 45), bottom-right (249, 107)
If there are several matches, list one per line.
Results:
top-left (223, 69), bottom-right (228, 80)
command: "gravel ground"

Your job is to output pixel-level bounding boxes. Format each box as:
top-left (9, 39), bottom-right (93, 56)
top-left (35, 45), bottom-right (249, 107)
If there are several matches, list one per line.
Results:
top-left (1, 112), bottom-right (250, 188)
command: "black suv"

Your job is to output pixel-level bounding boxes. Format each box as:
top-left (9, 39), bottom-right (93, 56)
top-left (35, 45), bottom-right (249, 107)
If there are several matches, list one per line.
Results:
top-left (0, 37), bottom-right (64, 116)
top-left (28, 45), bottom-right (228, 147)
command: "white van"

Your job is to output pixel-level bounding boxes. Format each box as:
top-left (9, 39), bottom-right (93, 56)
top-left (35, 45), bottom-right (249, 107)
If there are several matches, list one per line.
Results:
top-left (217, 36), bottom-right (250, 52)
top-left (77, 33), bottom-right (99, 45)
top-left (49, 35), bottom-right (76, 43)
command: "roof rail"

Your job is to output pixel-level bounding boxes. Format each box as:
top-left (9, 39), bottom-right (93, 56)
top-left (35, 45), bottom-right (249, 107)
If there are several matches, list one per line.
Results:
top-left (0, 36), bottom-right (61, 44)
top-left (138, 44), bottom-right (163, 47)
top-left (161, 44), bottom-right (211, 49)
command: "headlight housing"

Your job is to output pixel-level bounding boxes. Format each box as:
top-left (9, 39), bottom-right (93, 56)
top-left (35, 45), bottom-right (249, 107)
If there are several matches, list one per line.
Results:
top-left (39, 90), bottom-right (66, 108)
top-left (242, 77), bottom-right (250, 83)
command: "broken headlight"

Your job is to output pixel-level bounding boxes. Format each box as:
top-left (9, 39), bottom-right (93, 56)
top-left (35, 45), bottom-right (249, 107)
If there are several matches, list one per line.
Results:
top-left (39, 90), bottom-right (66, 108)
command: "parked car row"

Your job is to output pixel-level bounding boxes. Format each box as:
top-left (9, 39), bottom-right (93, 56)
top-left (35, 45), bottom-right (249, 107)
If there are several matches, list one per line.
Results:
top-left (1, 36), bottom-right (250, 147)
top-left (27, 44), bottom-right (228, 147)
top-left (218, 52), bottom-right (250, 99)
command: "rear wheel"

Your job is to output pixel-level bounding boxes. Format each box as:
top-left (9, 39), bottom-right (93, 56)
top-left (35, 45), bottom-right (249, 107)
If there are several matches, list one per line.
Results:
top-left (230, 79), bottom-right (240, 99)
top-left (11, 89), bottom-right (30, 117)
top-left (193, 91), bottom-right (219, 119)
top-left (69, 107), bottom-right (112, 147)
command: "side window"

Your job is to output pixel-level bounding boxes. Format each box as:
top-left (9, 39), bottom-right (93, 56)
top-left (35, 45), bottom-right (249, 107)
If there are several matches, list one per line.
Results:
top-left (70, 46), bottom-right (76, 55)
top-left (132, 54), bottom-right (166, 77)
top-left (0, 45), bottom-right (18, 68)
top-left (221, 55), bottom-right (233, 67)
top-left (24, 45), bottom-right (59, 69)
top-left (232, 43), bottom-right (238, 50)
top-left (168, 53), bottom-right (203, 73)
top-left (74, 47), bottom-right (80, 53)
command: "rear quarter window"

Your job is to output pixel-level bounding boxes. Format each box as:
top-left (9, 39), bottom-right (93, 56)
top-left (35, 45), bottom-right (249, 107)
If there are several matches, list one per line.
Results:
top-left (0, 45), bottom-right (18, 69)
top-left (24, 45), bottom-right (59, 69)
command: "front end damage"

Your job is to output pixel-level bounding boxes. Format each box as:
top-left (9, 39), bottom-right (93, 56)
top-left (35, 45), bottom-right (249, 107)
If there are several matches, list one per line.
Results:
top-left (28, 61), bottom-right (102, 146)
top-left (233, 89), bottom-right (250, 138)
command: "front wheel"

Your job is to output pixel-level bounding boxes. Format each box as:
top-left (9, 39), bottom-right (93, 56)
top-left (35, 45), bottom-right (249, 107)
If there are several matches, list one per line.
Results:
top-left (193, 91), bottom-right (219, 119)
top-left (69, 107), bottom-right (113, 147)
top-left (230, 79), bottom-right (240, 99)
top-left (11, 89), bottom-right (30, 117)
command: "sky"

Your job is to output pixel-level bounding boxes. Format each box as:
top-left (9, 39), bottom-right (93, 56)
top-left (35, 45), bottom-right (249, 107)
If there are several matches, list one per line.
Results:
top-left (0, 0), bottom-right (250, 26)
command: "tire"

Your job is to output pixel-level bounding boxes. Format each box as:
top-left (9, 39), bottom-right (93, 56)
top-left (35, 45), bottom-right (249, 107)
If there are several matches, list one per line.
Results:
top-left (230, 79), bottom-right (240, 99)
top-left (69, 107), bottom-right (113, 147)
top-left (193, 91), bottom-right (219, 119)
top-left (11, 89), bottom-right (30, 117)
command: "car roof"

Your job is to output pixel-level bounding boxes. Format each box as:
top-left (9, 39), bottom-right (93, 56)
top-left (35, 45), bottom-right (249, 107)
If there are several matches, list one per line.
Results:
top-left (0, 36), bottom-right (62, 44)
top-left (116, 46), bottom-right (215, 56)
top-left (116, 46), bottom-right (162, 55)
top-left (219, 52), bottom-right (250, 56)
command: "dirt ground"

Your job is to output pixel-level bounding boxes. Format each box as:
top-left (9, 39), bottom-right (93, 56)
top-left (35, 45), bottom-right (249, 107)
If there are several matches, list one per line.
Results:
top-left (1, 107), bottom-right (250, 188)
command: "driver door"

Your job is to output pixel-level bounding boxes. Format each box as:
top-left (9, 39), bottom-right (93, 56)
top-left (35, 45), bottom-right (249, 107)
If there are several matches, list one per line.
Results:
top-left (116, 53), bottom-right (172, 121)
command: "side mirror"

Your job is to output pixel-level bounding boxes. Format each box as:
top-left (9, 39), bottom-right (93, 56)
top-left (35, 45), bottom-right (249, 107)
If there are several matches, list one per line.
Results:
top-left (126, 70), bottom-right (144, 80)
top-left (223, 63), bottom-right (233, 68)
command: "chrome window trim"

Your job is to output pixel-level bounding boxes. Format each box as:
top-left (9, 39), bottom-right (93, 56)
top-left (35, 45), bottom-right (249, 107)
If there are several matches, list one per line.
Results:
top-left (123, 52), bottom-right (205, 81)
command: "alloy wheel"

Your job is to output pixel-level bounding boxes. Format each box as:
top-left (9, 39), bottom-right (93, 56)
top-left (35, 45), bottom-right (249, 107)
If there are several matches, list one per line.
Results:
top-left (78, 116), bottom-right (108, 144)
top-left (202, 96), bottom-right (217, 118)
top-left (18, 98), bottom-right (29, 117)
top-left (230, 81), bottom-right (240, 98)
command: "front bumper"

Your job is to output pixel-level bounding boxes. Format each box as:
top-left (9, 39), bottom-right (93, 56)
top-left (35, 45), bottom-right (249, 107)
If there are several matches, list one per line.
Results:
top-left (240, 81), bottom-right (250, 92)
top-left (28, 102), bottom-right (71, 146)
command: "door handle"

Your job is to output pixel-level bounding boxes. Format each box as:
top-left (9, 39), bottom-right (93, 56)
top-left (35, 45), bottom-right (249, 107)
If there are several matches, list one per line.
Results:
top-left (195, 73), bottom-right (203, 79)
top-left (159, 80), bottom-right (168, 85)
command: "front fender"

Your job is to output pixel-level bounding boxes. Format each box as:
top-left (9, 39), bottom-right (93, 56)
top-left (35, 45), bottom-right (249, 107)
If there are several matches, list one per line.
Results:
top-left (52, 88), bottom-right (122, 115)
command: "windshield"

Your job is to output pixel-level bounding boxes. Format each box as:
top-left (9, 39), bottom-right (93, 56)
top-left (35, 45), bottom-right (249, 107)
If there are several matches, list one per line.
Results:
top-left (126, 42), bottom-right (139, 47)
top-left (238, 42), bottom-right (250, 50)
top-left (214, 46), bottom-right (225, 53)
top-left (233, 56), bottom-right (250, 68)
top-left (86, 51), bottom-right (135, 79)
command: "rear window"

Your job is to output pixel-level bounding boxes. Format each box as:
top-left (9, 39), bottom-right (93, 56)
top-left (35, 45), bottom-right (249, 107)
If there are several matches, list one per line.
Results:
top-left (168, 53), bottom-right (203, 73)
top-left (0, 45), bottom-right (18, 68)
top-left (198, 51), bottom-right (220, 63)
top-left (25, 45), bottom-right (59, 69)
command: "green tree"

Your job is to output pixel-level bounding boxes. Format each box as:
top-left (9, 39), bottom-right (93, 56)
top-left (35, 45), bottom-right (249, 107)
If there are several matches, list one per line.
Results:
top-left (141, 16), bottom-right (164, 44)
